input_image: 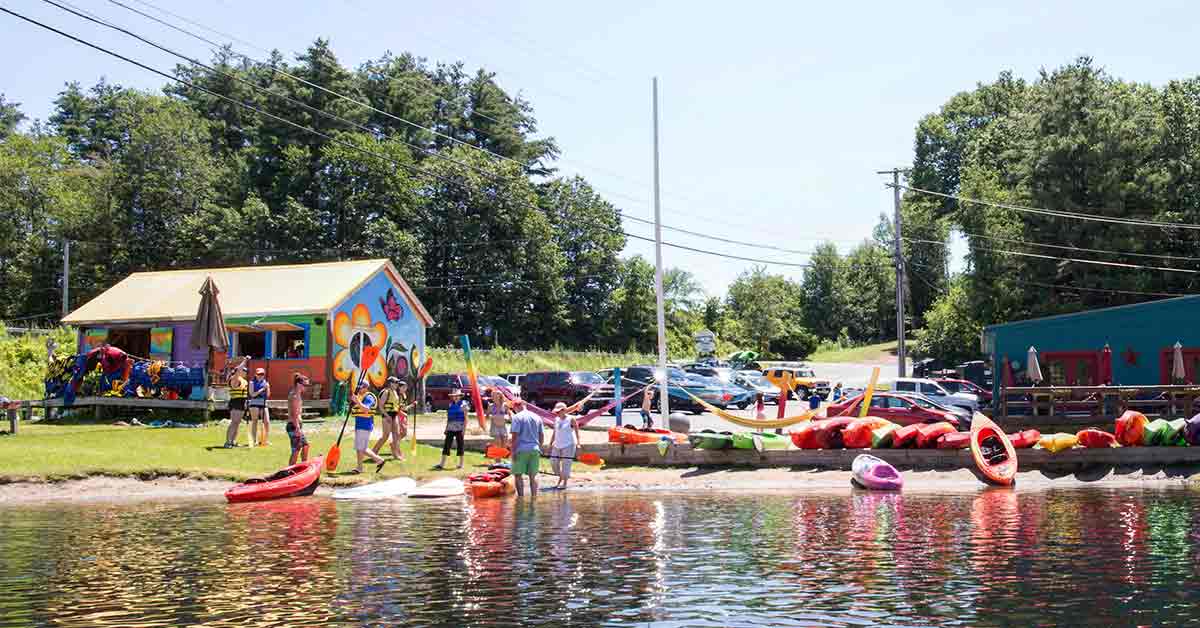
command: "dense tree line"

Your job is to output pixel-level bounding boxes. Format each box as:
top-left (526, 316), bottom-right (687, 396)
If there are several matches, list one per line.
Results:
top-left (906, 57), bottom-right (1200, 363)
top-left (1, 39), bottom-right (902, 359)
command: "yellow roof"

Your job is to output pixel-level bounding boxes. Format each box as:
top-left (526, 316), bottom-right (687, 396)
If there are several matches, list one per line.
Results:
top-left (63, 259), bottom-right (433, 326)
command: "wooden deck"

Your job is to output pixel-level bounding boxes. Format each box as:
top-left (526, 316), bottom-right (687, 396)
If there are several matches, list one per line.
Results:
top-left (577, 442), bottom-right (1200, 473)
top-left (8, 396), bottom-right (331, 433)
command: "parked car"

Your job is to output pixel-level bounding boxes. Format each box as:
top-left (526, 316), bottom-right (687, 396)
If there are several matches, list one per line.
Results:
top-left (424, 373), bottom-right (516, 411)
top-left (500, 372), bottom-right (524, 397)
top-left (887, 377), bottom-right (979, 412)
top-left (520, 370), bottom-right (614, 411)
top-left (762, 366), bottom-right (831, 400)
top-left (826, 392), bottom-right (967, 430)
top-left (935, 378), bottom-right (993, 404)
top-left (891, 392), bottom-right (972, 427)
top-left (684, 364), bottom-right (736, 384)
top-left (732, 371), bottom-right (780, 405)
top-left (600, 365), bottom-right (729, 414)
top-left (690, 374), bottom-right (755, 409)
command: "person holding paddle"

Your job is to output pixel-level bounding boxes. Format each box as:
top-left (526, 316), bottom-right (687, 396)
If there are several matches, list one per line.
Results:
top-left (351, 382), bottom-right (387, 474)
top-left (549, 393), bottom-right (594, 490)
top-left (373, 377), bottom-right (409, 461)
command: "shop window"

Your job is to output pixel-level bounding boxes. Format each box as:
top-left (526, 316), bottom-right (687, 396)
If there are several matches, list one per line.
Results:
top-left (236, 332), bottom-right (267, 359)
top-left (1046, 361), bottom-right (1066, 386)
top-left (276, 329), bottom-right (307, 359)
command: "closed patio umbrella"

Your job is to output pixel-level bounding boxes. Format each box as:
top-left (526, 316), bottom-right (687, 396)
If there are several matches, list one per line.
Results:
top-left (1026, 346), bottom-right (1043, 384)
top-left (1173, 342), bottom-right (1187, 383)
top-left (1100, 344), bottom-right (1113, 385)
top-left (191, 276), bottom-right (229, 379)
top-left (1002, 356), bottom-right (1014, 388)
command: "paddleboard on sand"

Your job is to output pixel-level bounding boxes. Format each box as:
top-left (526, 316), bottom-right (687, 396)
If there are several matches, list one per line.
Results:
top-left (408, 477), bottom-right (466, 498)
top-left (332, 477), bottom-right (417, 500)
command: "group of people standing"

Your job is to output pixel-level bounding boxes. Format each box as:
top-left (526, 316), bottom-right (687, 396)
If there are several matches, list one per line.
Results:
top-left (349, 377), bottom-right (414, 474)
top-left (223, 357), bottom-right (315, 466)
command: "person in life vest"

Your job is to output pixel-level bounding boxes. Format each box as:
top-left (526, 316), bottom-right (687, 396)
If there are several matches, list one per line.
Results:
top-left (372, 377), bottom-right (411, 461)
top-left (351, 382), bottom-right (387, 474)
top-left (248, 367), bottom-right (271, 447)
top-left (223, 360), bottom-right (250, 448)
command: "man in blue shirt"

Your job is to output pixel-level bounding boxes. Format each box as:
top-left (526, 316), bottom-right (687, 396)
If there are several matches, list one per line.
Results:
top-left (508, 397), bottom-right (545, 497)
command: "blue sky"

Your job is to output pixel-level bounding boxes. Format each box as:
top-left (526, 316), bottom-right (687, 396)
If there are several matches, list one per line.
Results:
top-left (4, 0), bottom-right (1198, 295)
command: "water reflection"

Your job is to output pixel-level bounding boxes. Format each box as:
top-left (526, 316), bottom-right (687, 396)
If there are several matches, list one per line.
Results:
top-left (1, 487), bottom-right (1199, 626)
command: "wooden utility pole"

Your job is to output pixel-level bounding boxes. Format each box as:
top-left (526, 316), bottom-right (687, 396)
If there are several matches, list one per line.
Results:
top-left (877, 168), bottom-right (910, 377)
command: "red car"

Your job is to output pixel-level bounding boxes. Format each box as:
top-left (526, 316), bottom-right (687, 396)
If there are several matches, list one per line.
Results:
top-left (935, 378), bottom-right (993, 404)
top-left (826, 392), bottom-right (965, 429)
top-left (424, 373), bottom-right (516, 411)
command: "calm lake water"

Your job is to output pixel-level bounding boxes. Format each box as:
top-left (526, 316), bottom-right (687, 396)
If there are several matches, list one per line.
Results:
top-left (1, 486), bottom-right (1198, 627)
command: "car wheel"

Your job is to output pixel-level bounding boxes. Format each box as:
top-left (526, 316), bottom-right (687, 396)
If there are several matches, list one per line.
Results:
top-left (691, 408), bottom-right (704, 415)
top-left (736, 402), bottom-right (749, 410)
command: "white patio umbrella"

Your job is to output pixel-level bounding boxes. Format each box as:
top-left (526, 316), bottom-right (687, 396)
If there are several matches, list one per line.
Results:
top-left (1026, 346), bottom-right (1043, 384)
top-left (1173, 341), bottom-right (1186, 382)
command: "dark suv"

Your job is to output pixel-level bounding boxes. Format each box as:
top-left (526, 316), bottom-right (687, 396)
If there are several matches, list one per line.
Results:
top-left (424, 373), bottom-right (516, 411)
top-left (520, 371), bottom-right (613, 411)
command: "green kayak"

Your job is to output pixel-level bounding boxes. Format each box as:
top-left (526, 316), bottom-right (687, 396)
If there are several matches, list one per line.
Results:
top-left (688, 430), bottom-right (734, 450)
top-left (1165, 418), bottom-right (1188, 446)
top-left (1146, 419), bottom-right (1172, 446)
top-left (731, 431), bottom-right (789, 451)
top-left (870, 423), bottom-right (897, 449)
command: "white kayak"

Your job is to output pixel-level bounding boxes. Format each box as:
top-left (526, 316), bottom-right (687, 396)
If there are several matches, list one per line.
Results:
top-left (407, 477), bottom-right (466, 498)
top-left (331, 477), bottom-right (417, 500)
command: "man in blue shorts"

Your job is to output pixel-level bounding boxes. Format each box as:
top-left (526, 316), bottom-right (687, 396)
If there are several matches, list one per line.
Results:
top-left (508, 396), bottom-right (545, 497)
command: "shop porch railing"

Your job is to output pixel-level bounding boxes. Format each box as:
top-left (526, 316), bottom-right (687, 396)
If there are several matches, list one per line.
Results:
top-left (998, 384), bottom-right (1200, 425)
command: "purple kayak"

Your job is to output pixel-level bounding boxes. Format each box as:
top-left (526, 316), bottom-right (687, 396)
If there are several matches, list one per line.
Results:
top-left (1185, 413), bottom-right (1200, 446)
top-left (851, 454), bottom-right (903, 491)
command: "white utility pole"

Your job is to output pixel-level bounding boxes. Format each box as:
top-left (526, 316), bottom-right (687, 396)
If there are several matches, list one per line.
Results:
top-left (877, 168), bottom-right (909, 377)
top-left (62, 239), bottom-right (70, 318)
top-left (652, 77), bottom-right (669, 424)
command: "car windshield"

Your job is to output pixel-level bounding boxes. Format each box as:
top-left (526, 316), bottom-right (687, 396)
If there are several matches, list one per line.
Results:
top-left (743, 375), bottom-right (772, 388)
top-left (482, 376), bottom-right (508, 386)
top-left (571, 372), bottom-right (604, 385)
top-left (940, 381), bottom-right (962, 392)
top-left (904, 394), bottom-right (953, 411)
top-left (797, 369), bottom-right (815, 377)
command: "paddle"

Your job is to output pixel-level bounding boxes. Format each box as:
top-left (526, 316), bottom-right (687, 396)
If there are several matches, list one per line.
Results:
top-left (326, 344), bottom-right (380, 471)
top-left (486, 445), bottom-right (603, 466)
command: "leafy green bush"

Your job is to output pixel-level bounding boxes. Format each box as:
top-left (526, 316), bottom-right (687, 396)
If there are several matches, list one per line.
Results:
top-left (0, 326), bottom-right (75, 400)
top-left (425, 346), bottom-right (656, 375)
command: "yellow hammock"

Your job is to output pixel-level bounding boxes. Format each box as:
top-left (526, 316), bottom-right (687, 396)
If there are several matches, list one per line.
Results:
top-left (678, 389), bottom-right (819, 429)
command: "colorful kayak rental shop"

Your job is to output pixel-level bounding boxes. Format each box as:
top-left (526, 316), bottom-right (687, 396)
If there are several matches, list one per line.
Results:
top-left (61, 259), bottom-right (433, 400)
top-left (982, 295), bottom-right (1200, 396)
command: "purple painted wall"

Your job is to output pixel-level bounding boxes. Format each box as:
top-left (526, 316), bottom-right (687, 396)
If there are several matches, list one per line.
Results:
top-left (172, 323), bottom-right (207, 367)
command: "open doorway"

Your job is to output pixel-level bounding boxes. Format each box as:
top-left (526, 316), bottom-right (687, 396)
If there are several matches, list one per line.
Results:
top-left (107, 328), bottom-right (151, 358)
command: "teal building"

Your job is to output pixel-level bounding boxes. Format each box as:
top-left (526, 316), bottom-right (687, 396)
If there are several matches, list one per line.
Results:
top-left (982, 295), bottom-right (1200, 398)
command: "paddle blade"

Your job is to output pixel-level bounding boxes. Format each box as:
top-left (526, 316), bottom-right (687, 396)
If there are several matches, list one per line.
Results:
top-left (361, 344), bottom-right (381, 370)
top-left (418, 356), bottom-right (433, 378)
top-left (578, 452), bottom-right (604, 466)
top-left (326, 445), bottom-right (341, 471)
top-left (486, 445), bottom-right (510, 459)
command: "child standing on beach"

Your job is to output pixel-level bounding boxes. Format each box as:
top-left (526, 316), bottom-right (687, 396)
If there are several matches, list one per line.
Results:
top-left (351, 382), bottom-right (387, 474)
top-left (287, 373), bottom-right (310, 465)
top-left (549, 393), bottom-right (593, 490)
top-left (248, 367), bottom-right (271, 447)
top-left (435, 389), bottom-right (468, 470)
top-left (487, 388), bottom-right (511, 450)
top-left (640, 386), bottom-right (654, 430)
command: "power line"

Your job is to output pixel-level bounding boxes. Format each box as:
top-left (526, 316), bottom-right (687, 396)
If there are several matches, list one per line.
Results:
top-left (903, 237), bottom-right (1200, 274)
top-left (898, 184), bottom-right (1200, 231)
top-left (906, 260), bottom-right (1188, 298)
top-left (953, 229), bottom-right (1200, 263)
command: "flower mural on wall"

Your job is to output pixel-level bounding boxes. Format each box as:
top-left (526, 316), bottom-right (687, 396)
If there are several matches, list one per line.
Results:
top-left (332, 303), bottom-right (388, 387)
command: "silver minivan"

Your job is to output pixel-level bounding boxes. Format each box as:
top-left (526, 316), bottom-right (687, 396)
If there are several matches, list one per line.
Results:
top-left (888, 377), bottom-right (979, 412)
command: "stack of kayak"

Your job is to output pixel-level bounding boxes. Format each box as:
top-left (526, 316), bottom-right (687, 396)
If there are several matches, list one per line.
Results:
top-left (608, 426), bottom-right (689, 445)
top-left (466, 466), bottom-right (515, 499)
top-left (688, 429), bottom-right (789, 451)
top-left (787, 417), bottom-right (1041, 451)
top-left (1028, 411), bottom-right (1200, 453)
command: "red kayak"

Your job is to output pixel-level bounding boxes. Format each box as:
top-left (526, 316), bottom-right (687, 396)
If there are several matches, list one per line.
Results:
top-left (892, 423), bottom-right (921, 448)
top-left (1115, 411), bottom-right (1147, 446)
top-left (225, 457), bottom-right (323, 503)
top-left (608, 426), bottom-right (687, 445)
top-left (1077, 428), bottom-right (1119, 448)
top-left (814, 417), bottom-right (856, 449)
top-left (970, 414), bottom-right (1017, 486)
top-left (842, 418), bottom-right (892, 449)
top-left (936, 431), bottom-right (971, 450)
top-left (917, 422), bottom-right (956, 448)
top-left (791, 421), bottom-right (820, 449)
top-left (1006, 430), bottom-right (1041, 449)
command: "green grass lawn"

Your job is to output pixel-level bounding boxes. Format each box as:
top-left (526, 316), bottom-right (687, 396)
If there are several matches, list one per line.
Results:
top-left (0, 420), bottom-right (502, 486)
top-left (806, 340), bottom-right (913, 364)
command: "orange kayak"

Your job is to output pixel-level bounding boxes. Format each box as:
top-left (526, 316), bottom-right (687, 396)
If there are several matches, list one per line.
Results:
top-left (466, 469), bottom-right (515, 498)
top-left (916, 422), bottom-right (956, 449)
top-left (1007, 429), bottom-right (1041, 449)
top-left (790, 421), bottom-right (820, 449)
top-left (970, 413), bottom-right (1017, 486)
top-left (842, 417), bottom-right (892, 449)
top-left (608, 426), bottom-right (687, 445)
top-left (814, 417), bottom-right (857, 449)
top-left (1115, 410), bottom-right (1148, 446)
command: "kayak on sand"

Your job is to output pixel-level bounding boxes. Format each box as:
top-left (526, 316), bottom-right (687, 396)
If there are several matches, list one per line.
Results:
top-left (332, 476), bottom-right (417, 500)
top-left (688, 429), bottom-right (734, 450)
top-left (408, 477), bottom-right (466, 498)
top-left (851, 454), bottom-right (903, 491)
top-left (609, 426), bottom-right (688, 445)
top-left (225, 457), bottom-right (323, 503)
top-left (731, 431), bottom-right (789, 451)
top-left (466, 468), bottom-right (515, 499)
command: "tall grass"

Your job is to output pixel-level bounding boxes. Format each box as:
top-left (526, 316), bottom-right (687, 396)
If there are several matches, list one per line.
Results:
top-left (0, 326), bottom-right (75, 401)
top-left (426, 346), bottom-right (656, 375)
